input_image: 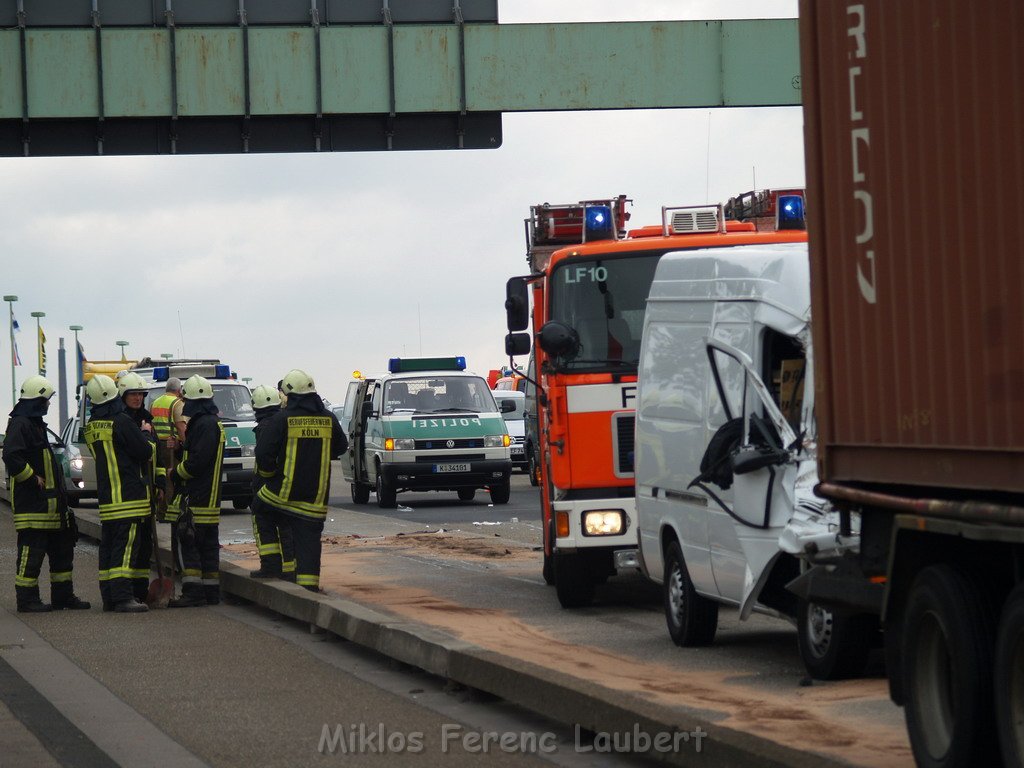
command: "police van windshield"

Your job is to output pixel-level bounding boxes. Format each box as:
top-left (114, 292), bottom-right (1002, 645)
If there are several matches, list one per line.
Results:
top-left (548, 253), bottom-right (661, 372)
top-left (384, 376), bottom-right (496, 415)
top-left (145, 383), bottom-right (254, 422)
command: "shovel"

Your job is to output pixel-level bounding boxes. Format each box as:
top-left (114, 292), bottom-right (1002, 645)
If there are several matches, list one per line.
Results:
top-left (146, 453), bottom-right (175, 608)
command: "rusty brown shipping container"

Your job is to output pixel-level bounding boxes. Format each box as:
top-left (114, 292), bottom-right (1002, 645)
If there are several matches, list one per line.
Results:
top-left (800, 0), bottom-right (1024, 495)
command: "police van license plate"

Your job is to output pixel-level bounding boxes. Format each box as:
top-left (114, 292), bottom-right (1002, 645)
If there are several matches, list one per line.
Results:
top-left (511, 446), bottom-right (524, 455)
top-left (434, 463), bottom-right (470, 473)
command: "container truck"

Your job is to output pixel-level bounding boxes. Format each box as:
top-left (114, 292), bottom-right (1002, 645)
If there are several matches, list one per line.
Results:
top-left (797, 1), bottom-right (1024, 765)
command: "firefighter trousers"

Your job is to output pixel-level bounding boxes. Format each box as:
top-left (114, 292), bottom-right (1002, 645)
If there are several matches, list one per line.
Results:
top-left (98, 517), bottom-right (151, 608)
top-left (174, 520), bottom-right (220, 604)
top-left (14, 527), bottom-right (78, 608)
top-left (276, 513), bottom-right (324, 591)
top-left (251, 498), bottom-right (295, 577)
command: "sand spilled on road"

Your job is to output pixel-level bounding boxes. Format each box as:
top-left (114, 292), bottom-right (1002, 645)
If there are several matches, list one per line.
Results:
top-left (224, 541), bottom-right (910, 767)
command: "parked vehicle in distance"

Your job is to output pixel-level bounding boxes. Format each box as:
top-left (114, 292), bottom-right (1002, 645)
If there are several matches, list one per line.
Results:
top-left (493, 390), bottom-right (527, 471)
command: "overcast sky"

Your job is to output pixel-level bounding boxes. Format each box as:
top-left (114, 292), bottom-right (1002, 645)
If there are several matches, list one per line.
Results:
top-left (0, 0), bottom-right (801, 421)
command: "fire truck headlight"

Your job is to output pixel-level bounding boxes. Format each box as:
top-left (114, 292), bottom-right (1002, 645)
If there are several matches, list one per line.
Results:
top-left (583, 510), bottom-right (624, 536)
top-left (484, 435), bottom-right (507, 448)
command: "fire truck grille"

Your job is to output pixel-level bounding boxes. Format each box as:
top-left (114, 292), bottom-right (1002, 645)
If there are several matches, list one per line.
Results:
top-left (614, 414), bottom-right (635, 475)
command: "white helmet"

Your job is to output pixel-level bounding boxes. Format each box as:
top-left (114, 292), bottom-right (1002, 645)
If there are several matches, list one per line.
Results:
top-left (19, 375), bottom-right (54, 400)
top-left (251, 384), bottom-right (281, 409)
top-left (86, 375), bottom-right (119, 405)
top-left (282, 369), bottom-right (316, 395)
top-left (182, 374), bottom-right (214, 400)
top-left (117, 371), bottom-right (149, 395)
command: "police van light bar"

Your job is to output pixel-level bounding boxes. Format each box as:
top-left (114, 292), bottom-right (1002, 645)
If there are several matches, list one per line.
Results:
top-left (388, 356), bottom-right (467, 373)
top-left (584, 205), bottom-right (614, 241)
top-left (214, 364), bottom-right (231, 379)
top-left (776, 194), bottom-right (806, 230)
top-left (153, 367), bottom-right (169, 381)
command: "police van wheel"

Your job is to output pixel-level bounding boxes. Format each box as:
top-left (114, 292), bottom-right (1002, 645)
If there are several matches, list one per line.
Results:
top-left (351, 483), bottom-right (371, 505)
top-left (376, 472), bottom-right (397, 509)
top-left (231, 497), bottom-right (252, 510)
top-left (527, 448), bottom-right (539, 487)
top-left (489, 480), bottom-right (511, 505)
top-left (457, 488), bottom-right (476, 502)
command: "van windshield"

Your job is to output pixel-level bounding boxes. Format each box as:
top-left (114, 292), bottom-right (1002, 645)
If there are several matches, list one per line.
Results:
top-left (384, 376), bottom-right (496, 415)
top-left (145, 383), bottom-right (255, 422)
top-left (548, 252), bottom-right (661, 372)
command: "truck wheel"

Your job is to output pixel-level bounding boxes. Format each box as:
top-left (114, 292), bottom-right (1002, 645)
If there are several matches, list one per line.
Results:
top-left (554, 553), bottom-right (595, 608)
top-left (903, 564), bottom-right (998, 768)
top-left (457, 488), bottom-right (476, 501)
top-left (231, 497), bottom-right (252, 510)
top-left (527, 447), bottom-right (539, 487)
top-left (376, 472), bottom-right (397, 509)
top-left (796, 600), bottom-right (875, 680)
top-left (489, 480), bottom-right (511, 505)
top-left (995, 584), bottom-right (1024, 766)
top-left (541, 518), bottom-right (555, 586)
top-left (663, 541), bottom-right (718, 646)
top-left (351, 483), bottom-right (370, 504)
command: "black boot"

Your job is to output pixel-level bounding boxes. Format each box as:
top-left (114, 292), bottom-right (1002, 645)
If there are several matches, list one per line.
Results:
top-left (168, 593), bottom-right (206, 608)
top-left (249, 568), bottom-right (281, 579)
top-left (113, 599), bottom-right (148, 613)
top-left (16, 585), bottom-right (51, 613)
top-left (53, 595), bottom-right (92, 610)
top-left (17, 600), bottom-right (53, 613)
top-left (203, 585), bottom-right (220, 606)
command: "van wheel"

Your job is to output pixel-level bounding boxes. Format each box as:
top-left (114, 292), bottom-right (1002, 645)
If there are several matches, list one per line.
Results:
top-left (797, 600), bottom-right (875, 680)
top-left (663, 541), bottom-right (718, 646)
top-left (457, 488), bottom-right (476, 501)
top-left (995, 584), bottom-right (1024, 767)
top-left (376, 471), bottom-right (397, 509)
top-left (231, 497), bottom-right (252, 511)
top-left (351, 483), bottom-right (371, 504)
top-left (489, 480), bottom-right (511, 505)
top-left (903, 565), bottom-right (997, 768)
top-left (555, 553), bottom-right (595, 608)
top-left (527, 447), bottom-right (539, 487)
top-left (66, 493), bottom-right (80, 508)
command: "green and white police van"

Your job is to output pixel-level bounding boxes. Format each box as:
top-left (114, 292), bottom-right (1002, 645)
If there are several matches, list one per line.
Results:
top-left (341, 356), bottom-right (514, 508)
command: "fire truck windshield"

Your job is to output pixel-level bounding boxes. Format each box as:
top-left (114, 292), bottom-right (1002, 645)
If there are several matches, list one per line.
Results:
top-left (548, 253), bottom-right (661, 371)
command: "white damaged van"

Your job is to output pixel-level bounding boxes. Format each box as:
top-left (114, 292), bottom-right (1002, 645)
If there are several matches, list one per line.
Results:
top-left (635, 242), bottom-right (877, 679)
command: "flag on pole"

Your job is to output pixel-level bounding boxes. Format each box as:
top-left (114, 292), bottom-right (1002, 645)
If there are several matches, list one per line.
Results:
top-left (11, 316), bottom-right (21, 366)
top-left (38, 325), bottom-right (46, 376)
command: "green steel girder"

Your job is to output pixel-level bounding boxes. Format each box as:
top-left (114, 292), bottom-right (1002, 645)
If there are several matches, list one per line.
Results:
top-left (0, 20), bottom-right (800, 155)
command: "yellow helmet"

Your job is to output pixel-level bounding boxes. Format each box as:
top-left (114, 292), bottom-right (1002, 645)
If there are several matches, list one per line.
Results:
top-left (86, 374), bottom-right (119, 405)
top-left (19, 375), bottom-right (54, 400)
top-left (182, 374), bottom-right (214, 400)
top-left (281, 369), bottom-right (316, 395)
top-left (250, 384), bottom-right (281, 409)
top-left (117, 371), bottom-right (149, 395)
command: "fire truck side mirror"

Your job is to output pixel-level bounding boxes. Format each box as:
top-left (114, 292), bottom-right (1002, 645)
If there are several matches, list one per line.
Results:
top-left (537, 321), bottom-right (579, 359)
top-left (505, 332), bottom-right (531, 357)
top-left (505, 277), bottom-right (530, 331)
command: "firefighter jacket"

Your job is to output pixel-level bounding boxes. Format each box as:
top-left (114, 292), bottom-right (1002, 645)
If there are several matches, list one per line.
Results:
top-left (255, 393), bottom-right (347, 521)
top-left (125, 404), bottom-right (154, 431)
top-left (85, 398), bottom-right (154, 523)
top-left (169, 401), bottom-right (224, 525)
top-left (250, 405), bottom-right (279, 496)
top-left (2, 399), bottom-right (68, 531)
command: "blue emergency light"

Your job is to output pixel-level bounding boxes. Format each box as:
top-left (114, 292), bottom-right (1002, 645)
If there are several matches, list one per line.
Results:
top-left (584, 205), bottom-right (614, 240)
top-left (153, 366), bottom-right (169, 381)
top-left (389, 356), bottom-right (467, 373)
top-left (214, 364), bottom-right (231, 379)
top-left (776, 194), bottom-right (806, 230)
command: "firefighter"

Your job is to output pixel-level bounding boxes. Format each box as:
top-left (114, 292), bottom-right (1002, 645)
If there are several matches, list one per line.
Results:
top-left (3, 375), bottom-right (90, 612)
top-left (84, 374), bottom-right (152, 613)
top-left (253, 370), bottom-right (346, 592)
top-left (166, 374), bottom-right (225, 607)
top-left (150, 377), bottom-right (186, 492)
top-left (248, 385), bottom-right (295, 580)
top-left (117, 371), bottom-right (159, 602)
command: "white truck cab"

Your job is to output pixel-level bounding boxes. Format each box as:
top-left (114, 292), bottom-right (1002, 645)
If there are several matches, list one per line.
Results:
top-left (341, 356), bottom-right (513, 507)
top-left (635, 241), bottom-right (875, 680)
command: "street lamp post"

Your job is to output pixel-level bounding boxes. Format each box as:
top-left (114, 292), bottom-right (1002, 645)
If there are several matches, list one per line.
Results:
top-left (30, 311), bottom-right (45, 376)
top-left (160, 353), bottom-right (173, 361)
top-left (3, 295), bottom-right (17, 409)
top-left (116, 340), bottom-right (129, 362)
top-left (241, 377), bottom-right (253, 385)
top-left (69, 325), bottom-right (83, 387)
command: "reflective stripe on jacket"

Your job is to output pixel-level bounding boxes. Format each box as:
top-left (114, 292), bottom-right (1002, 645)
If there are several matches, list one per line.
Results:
top-left (2, 414), bottom-right (65, 530)
top-left (168, 412), bottom-right (224, 525)
top-left (85, 411), bottom-right (154, 523)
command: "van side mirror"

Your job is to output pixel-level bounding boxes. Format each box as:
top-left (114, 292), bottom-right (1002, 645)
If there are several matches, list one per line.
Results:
top-left (505, 277), bottom-right (530, 331)
top-left (500, 400), bottom-right (516, 413)
top-left (505, 332), bottom-right (531, 357)
top-left (361, 401), bottom-right (376, 420)
top-left (732, 446), bottom-right (788, 475)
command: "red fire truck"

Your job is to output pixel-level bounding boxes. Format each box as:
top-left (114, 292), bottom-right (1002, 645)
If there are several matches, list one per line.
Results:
top-left (505, 191), bottom-right (808, 607)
